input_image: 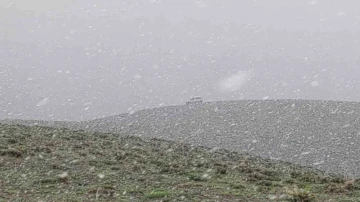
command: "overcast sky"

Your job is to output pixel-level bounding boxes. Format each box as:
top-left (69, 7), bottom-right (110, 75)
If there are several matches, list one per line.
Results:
top-left (1, 0), bottom-right (360, 121)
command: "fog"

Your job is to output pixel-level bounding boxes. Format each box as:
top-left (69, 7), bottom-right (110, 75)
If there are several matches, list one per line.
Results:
top-left (1, 0), bottom-right (360, 121)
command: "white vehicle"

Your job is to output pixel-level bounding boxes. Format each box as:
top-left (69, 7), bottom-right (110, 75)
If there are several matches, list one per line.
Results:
top-left (186, 96), bottom-right (203, 105)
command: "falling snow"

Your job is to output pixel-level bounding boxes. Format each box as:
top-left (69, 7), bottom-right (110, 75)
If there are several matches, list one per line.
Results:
top-left (1, 0), bottom-right (360, 184)
top-left (311, 81), bottom-right (320, 87)
top-left (217, 69), bottom-right (254, 93)
top-left (36, 98), bottom-right (50, 107)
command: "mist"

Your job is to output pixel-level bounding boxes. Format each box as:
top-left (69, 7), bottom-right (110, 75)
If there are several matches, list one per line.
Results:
top-left (1, 0), bottom-right (360, 121)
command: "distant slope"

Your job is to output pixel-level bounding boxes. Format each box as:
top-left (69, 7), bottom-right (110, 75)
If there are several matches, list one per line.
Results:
top-left (0, 119), bottom-right (81, 129)
top-left (79, 99), bottom-right (360, 177)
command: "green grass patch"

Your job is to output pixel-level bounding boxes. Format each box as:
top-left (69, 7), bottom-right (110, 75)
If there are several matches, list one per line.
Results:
top-left (145, 190), bottom-right (171, 199)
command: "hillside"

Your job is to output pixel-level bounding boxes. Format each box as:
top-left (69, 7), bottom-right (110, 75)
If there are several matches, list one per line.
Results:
top-left (3, 99), bottom-right (360, 178)
top-left (77, 99), bottom-right (360, 178)
top-left (1, 123), bottom-right (360, 201)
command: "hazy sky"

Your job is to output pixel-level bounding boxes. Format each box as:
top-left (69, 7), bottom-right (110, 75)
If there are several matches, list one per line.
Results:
top-left (1, 0), bottom-right (360, 121)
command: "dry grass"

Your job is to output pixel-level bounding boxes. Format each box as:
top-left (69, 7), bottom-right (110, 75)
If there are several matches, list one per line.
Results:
top-left (1, 123), bottom-right (360, 201)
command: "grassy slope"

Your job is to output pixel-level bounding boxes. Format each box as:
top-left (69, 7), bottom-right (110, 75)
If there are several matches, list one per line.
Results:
top-left (1, 124), bottom-right (360, 202)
